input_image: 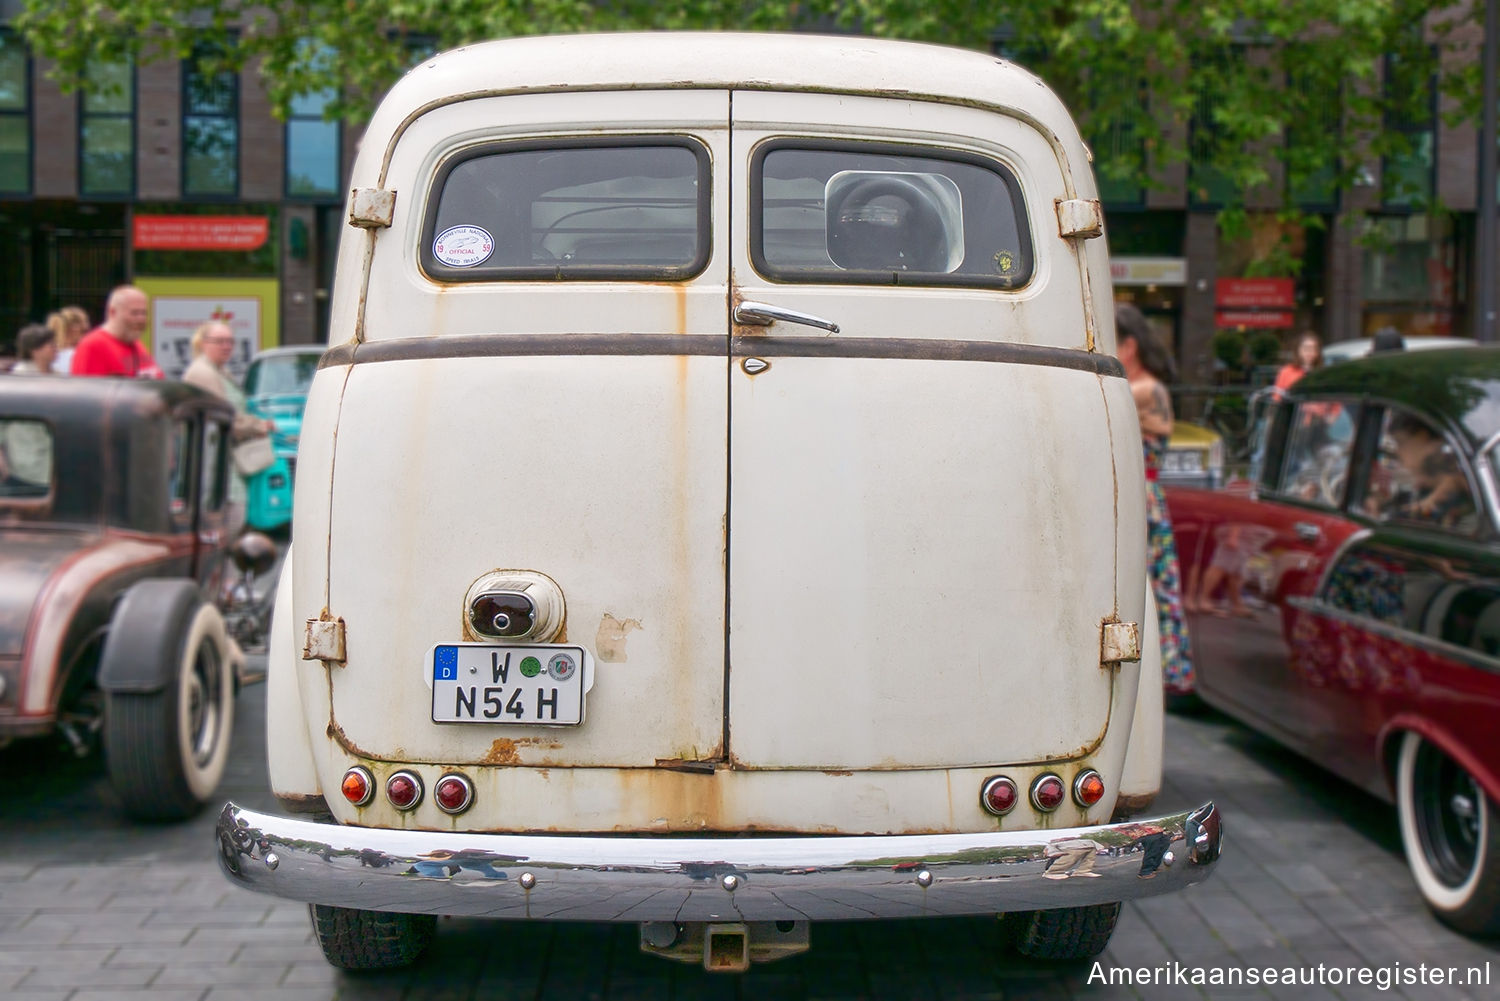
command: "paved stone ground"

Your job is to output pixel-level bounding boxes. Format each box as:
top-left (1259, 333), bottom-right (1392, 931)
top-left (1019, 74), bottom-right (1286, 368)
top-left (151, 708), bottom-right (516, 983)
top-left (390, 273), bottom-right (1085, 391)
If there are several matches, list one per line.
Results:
top-left (2, 681), bottom-right (1497, 1000)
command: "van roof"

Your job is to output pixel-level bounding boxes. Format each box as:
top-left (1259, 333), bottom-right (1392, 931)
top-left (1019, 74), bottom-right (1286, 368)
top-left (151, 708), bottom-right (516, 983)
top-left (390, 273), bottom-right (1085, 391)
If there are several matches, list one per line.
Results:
top-left (361, 32), bottom-right (1088, 185)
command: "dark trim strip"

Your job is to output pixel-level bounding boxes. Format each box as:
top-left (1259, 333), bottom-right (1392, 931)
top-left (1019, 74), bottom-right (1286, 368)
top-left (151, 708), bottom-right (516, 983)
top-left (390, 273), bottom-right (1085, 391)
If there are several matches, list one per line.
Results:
top-left (1287, 596), bottom-right (1500, 677)
top-left (321, 333), bottom-right (1122, 377)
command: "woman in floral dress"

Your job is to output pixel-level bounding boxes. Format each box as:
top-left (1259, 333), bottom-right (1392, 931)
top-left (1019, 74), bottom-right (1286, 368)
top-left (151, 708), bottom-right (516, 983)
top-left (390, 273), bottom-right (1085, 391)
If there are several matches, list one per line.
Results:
top-left (1115, 303), bottom-right (1195, 697)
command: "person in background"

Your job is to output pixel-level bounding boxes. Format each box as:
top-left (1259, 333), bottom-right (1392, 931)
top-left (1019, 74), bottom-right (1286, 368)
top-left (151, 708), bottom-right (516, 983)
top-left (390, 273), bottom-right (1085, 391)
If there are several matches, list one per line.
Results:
top-left (183, 321), bottom-right (273, 531)
top-left (9, 324), bottom-right (57, 375)
top-left (1274, 330), bottom-right (1322, 393)
top-left (70, 286), bottom-right (163, 379)
top-left (45, 305), bottom-right (89, 374)
top-left (1116, 302), bottom-right (1195, 698)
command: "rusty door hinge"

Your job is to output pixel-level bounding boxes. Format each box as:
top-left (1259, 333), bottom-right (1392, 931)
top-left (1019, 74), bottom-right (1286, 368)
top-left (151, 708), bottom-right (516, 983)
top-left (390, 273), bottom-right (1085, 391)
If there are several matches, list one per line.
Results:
top-left (303, 617), bottom-right (347, 665)
top-left (1100, 621), bottom-right (1141, 666)
top-left (348, 188), bottom-right (396, 229)
top-left (1056, 198), bottom-right (1103, 239)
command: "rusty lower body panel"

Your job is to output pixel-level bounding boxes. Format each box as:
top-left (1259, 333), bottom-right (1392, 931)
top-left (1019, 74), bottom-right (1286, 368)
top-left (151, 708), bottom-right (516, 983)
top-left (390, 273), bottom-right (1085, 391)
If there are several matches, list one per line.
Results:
top-left (216, 800), bottom-right (1221, 922)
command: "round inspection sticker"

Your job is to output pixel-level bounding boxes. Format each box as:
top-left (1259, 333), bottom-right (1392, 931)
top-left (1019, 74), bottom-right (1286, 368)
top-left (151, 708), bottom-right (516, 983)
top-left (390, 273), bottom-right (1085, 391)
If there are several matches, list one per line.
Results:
top-left (547, 653), bottom-right (577, 682)
top-left (433, 225), bottom-right (494, 268)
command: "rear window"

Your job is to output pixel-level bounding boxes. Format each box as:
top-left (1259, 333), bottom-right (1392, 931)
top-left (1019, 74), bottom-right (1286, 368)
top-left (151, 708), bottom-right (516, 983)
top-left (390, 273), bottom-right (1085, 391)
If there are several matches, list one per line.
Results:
top-left (0, 418), bottom-right (53, 500)
top-left (752, 141), bottom-right (1033, 288)
top-left (420, 138), bottom-right (711, 282)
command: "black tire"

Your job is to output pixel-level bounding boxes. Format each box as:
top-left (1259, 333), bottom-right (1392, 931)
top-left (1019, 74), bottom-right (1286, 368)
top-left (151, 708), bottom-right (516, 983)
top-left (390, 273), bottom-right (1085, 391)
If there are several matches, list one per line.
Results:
top-left (1013, 903), bottom-right (1122, 960)
top-left (310, 904), bottom-right (436, 970)
top-left (1396, 732), bottom-right (1500, 936)
top-left (103, 582), bottom-right (235, 821)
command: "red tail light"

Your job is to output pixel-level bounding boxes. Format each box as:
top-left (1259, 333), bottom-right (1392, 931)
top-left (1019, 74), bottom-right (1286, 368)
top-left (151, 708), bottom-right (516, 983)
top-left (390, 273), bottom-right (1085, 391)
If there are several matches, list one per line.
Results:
top-left (340, 766), bottom-right (374, 807)
top-left (386, 770), bottom-right (424, 811)
top-left (980, 776), bottom-right (1018, 816)
top-left (435, 774), bottom-right (475, 814)
top-left (1031, 774), bottom-right (1065, 812)
top-left (1073, 769), bottom-right (1105, 807)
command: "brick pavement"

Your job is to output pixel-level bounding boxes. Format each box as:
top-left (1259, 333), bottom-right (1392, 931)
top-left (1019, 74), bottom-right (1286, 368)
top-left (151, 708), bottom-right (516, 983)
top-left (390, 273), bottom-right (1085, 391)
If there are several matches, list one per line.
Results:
top-left (2, 682), bottom-right (1497, 1000)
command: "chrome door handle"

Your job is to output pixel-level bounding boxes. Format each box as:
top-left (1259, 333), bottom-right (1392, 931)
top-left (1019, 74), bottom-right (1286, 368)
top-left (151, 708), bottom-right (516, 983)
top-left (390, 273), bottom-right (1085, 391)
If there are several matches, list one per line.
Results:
top-left (1293, 522), bottom-right (1322, 543)
top-left (733, 301), bottom-right (840, 334)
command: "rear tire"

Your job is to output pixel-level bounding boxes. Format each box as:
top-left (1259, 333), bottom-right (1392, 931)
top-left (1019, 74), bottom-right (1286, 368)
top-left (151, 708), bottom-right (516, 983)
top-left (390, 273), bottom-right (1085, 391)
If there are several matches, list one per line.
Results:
top-left (1013, 903), bottom-right (1121, 960)
top-left (310, 904), bottom-right (436, 970)
top-left (1396, 732), bottom-right (1500, 936)
top-left (104, 589), bottom-right (234, 821)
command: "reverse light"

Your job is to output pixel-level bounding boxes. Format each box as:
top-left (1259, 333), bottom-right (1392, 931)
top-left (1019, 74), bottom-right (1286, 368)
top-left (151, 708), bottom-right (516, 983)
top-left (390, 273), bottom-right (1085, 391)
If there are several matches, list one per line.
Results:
top-left (386, 770), bottom-right (424, 811)
top-left (1031, 774), bottom-right (1066, 812)
top-left (434, 774), bottom-right (475, 815)
top-left (1073, 769), bottom-right (1106, 808)
top-left (340, 766), bottom-right (374, 807)
top-left (980, 776), bottom-right (1018, 816)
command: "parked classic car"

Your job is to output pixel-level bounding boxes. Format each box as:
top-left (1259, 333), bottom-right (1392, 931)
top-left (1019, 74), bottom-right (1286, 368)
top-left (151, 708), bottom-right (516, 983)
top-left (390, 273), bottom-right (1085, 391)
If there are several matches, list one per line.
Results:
top-left (244, 346), bottom-right (322, 476)
top-left (0, 376), bottom-right (272, 820)
top-left (1165, 346), bottom-right (1500, 935)
top-left (1162, 420), bottom-right (1226, 490)
top-left (215, 32), bottom-right (1222, 973)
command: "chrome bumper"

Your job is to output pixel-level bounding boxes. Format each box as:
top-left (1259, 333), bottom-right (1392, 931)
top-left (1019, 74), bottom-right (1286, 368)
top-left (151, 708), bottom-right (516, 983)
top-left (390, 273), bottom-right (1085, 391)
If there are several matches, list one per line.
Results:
top-left (216, 801), bottom-right (1222, 922)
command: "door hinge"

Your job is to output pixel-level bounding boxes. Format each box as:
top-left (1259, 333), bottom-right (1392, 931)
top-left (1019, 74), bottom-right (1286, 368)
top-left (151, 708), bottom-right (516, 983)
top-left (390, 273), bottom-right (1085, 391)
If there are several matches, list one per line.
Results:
top-left (303, 616), bottom-right (347, 665)
top-left (1101, 620), bottom-right (1141, 666)
top-left (1056, 198), bottom-right (1104, 239)
top-left (348, 188), bottom-right (396, 229)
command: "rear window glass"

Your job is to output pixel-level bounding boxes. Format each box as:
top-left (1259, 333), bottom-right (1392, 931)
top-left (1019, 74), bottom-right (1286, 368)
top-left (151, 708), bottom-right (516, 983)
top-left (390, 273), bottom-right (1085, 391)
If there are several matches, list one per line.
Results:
top-left (0, 418), bottom-right (53, 499)
top-left (752, 142), bottom-right (1033, 288)
top-left (420, 139), bottom-right (710, 282)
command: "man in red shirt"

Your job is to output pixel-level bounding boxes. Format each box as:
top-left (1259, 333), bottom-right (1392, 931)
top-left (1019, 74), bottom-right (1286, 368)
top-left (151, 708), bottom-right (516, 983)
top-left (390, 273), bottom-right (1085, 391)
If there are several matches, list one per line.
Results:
top-left (70, 285), bottom-right (164, 379)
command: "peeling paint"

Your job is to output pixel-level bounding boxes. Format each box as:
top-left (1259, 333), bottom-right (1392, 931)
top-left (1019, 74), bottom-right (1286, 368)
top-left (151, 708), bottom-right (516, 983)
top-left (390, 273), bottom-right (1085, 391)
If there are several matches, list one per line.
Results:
top-left (595, 612), bottom-right (643, 662)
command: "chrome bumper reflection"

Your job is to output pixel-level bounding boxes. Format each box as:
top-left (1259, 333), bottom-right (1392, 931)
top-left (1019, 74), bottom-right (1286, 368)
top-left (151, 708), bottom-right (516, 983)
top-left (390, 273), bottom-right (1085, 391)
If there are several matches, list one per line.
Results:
top-left (216, 801), bottom-right (1222, 922)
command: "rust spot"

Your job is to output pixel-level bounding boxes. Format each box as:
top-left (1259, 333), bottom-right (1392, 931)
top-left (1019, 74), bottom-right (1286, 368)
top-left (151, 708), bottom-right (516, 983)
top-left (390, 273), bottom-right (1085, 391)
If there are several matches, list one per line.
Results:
top-left (483, 738), bottom-right (522, 765)
top-left (821, 770), bottom-right (854, 777)
top-left (595, 612), bottom-right (642, 662)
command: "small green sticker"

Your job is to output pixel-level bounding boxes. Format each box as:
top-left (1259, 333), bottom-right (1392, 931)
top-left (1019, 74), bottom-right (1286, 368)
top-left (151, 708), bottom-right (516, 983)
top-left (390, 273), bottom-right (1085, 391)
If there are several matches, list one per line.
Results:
top-left (993, 249), bottom-right (1016, 275)
top-left (520, 656), bottom-right (542, 678)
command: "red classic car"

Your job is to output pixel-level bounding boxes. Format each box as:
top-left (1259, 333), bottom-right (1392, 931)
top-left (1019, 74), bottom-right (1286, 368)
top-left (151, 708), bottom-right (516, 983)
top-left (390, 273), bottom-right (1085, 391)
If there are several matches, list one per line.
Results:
top-left (1165, 346), bottom-right (1500, 936)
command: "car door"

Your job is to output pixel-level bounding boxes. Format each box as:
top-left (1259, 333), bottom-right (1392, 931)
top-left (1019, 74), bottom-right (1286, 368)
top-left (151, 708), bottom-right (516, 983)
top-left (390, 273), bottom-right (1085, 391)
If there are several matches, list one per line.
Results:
top-left (1168, 397), bottom-right (1367, 747)
top-left (723, 91), bottom-right (1127, 770)
top-left (322, 90), bottom-right (735, 768)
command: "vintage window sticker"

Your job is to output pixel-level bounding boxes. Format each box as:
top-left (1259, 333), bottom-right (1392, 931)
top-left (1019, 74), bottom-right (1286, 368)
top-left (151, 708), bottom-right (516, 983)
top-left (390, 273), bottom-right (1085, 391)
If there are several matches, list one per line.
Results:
top-left (993, 248), bottom-right (1018, 276)
top-left (434, 225), bottom-right (495, 268)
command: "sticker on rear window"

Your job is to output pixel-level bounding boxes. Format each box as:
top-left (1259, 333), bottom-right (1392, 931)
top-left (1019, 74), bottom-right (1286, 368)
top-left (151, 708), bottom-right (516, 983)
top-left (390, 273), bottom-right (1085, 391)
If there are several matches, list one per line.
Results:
top-left (433, 225), bottom-right (494, 268)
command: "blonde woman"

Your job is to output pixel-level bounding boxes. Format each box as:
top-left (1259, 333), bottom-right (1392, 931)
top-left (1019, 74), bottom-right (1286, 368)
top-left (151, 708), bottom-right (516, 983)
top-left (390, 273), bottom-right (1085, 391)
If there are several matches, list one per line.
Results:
top-left (45, 305), bottom-right (89, 375)
top-left (183, 321), bottom-right (273, 530)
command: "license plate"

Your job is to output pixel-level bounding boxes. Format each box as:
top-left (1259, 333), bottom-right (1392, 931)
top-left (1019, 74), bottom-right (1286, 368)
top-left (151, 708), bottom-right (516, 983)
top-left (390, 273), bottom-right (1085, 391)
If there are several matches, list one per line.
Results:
top-left (1163, 449), bottom-right (1203, 474)
top-left (429, 643), bottom-right (587, 725)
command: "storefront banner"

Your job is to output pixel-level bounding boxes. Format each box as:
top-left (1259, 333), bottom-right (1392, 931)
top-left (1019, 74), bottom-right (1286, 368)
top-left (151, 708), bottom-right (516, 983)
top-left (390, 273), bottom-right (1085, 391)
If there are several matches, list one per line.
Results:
top-left (134, 215), bottom-right (270, 251)
top-left (135, 277), bottom-right (281, 381)
top-left (1215, 310), bottom-right (1295, 329)
top-left (1216, 278), bottom-right (1294, 309)
top-left (1110, 256), bottom-right (1187, 286)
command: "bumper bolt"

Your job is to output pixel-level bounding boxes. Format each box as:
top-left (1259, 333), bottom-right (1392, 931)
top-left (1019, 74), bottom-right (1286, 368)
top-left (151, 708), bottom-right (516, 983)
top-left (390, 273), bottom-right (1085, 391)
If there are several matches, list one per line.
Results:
top-left (915, 870), bottom-right (933, 887)
top-left (721, 874), bottom-right (740, 892)
top-left (519, 872), bottom-right (536, 890)
top-left (264, 853), bottom-right (279, 871)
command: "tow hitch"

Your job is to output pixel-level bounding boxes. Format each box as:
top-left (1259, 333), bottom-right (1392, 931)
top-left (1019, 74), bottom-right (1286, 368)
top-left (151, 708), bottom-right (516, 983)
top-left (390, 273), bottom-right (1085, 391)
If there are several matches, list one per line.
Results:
top-left (639, 920), bottom-right (811, 971)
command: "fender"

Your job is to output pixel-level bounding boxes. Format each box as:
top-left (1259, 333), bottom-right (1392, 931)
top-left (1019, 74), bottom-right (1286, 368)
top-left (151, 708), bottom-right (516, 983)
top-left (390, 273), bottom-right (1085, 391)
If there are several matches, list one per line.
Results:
top-left (1379, 714), bottom-right (1500, 807)
top-left (265, 548), bottom-right (323, 808)
top-left (96, 579), bottom-right (205, 694)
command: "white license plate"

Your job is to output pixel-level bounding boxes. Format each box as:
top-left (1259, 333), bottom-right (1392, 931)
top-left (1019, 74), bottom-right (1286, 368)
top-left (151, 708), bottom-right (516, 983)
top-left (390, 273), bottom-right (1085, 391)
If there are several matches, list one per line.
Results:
top-left (430, 643), bottom-right (586, 725)
top-left (1163, 450), bottom-right (1203, 474)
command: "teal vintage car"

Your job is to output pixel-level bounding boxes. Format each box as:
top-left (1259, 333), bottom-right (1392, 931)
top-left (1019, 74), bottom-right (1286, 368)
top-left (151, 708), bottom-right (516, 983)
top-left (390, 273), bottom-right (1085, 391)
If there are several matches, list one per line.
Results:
top-left (242, 347), bottom-right (321, 532)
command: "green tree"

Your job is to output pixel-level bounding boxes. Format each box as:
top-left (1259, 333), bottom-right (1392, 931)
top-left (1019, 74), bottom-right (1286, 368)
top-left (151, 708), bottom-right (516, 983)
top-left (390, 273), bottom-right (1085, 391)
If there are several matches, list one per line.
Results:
top-left (15, 0), bottom-right (1475, 229)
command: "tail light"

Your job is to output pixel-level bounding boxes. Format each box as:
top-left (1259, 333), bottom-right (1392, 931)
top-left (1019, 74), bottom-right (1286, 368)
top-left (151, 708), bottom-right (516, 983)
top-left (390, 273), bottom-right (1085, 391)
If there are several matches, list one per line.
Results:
top-left (980, 776), bottom-right (1018, 816)
top-left (1031, 774), bottom-right (1066, 812)
top-left (1073, 769), bottom-right (1105, 807)
top-left (340, 766), bottom-right (374, 807)
top-left (434, 773), bottom-right (475, 815)
top-left (386, 770), bottom-right (424, 811)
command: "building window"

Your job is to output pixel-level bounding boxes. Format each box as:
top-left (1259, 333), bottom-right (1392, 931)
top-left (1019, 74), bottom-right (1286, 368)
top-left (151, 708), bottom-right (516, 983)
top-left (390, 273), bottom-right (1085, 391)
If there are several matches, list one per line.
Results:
top-left (0, 30), bottom-right (30, 194)
top-left (80, 58), bottom-right (134, 197)
top-left (1188, 48), bottom-right (1240, 208)
top-left (285, 42), bottom-right (340, 199)
top-left (1383, 49), bottom-right (1436, 209)
top-left (182, 43), bottom-right (238, 197)
top-left (1285, 55), bottom-right (1338, 210)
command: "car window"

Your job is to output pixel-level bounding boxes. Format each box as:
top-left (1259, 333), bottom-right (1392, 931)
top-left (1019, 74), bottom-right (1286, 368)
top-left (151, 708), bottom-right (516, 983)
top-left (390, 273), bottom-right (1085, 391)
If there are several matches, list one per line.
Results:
top-left (168, 419), bottom-right (195, 525)
top-left (752, 142), bottom-right (1032, 288)
top-left (0, 418), bottom-right (53, 500)
top-left (201, 420), bottom-right (227, 513)
top-left (420, 139), bottom-right (711, 281)
top-left (1361, 408), bottom-right (1478, 534)
top-left (247, 354), bottom-right (319, 396)
top-left (1272, 401), bottom-right (1359, 509)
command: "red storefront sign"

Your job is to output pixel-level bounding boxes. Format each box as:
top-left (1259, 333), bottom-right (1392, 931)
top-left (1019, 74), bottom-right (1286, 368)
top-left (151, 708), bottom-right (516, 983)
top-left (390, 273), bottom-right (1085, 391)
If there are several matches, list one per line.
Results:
top-left (1215, 277), bottom-right (1295, 309)
top-left (1215, 310), bottom-right (1295, 329)
top-left (133, 215), bottom-right (270, 251)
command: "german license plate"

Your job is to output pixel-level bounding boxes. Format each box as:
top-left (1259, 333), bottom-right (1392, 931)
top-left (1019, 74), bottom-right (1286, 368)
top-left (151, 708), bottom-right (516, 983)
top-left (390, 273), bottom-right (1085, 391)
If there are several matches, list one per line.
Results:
top-left (429, 643), bottom-right (586, 725)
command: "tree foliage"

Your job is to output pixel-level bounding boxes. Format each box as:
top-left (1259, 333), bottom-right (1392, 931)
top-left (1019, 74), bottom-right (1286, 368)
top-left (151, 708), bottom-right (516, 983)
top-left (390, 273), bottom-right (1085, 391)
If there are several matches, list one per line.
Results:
top-left (15, 0), bottom-right (1477, 221)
